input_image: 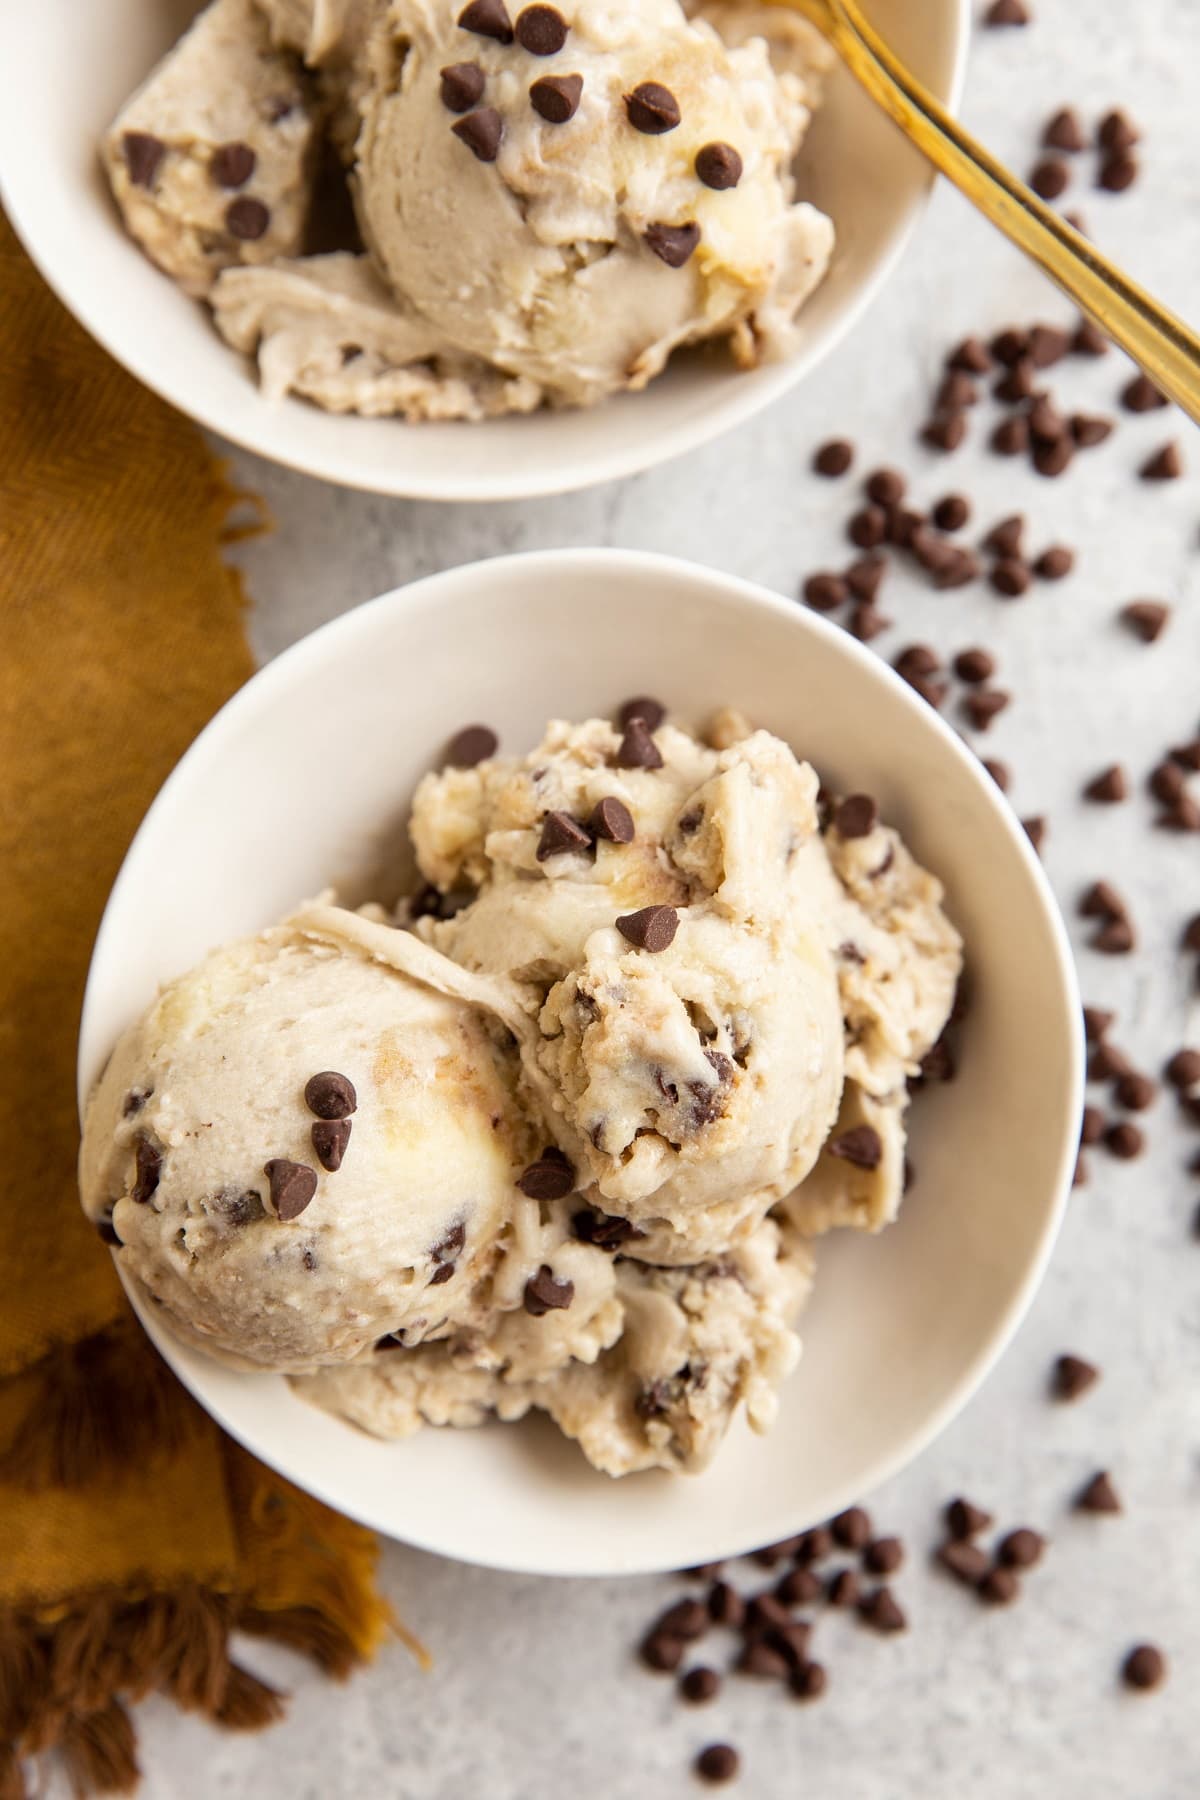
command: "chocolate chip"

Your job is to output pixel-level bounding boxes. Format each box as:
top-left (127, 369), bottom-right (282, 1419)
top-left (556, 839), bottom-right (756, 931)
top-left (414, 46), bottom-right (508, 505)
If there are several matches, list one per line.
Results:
top-left (1034, 545), bottom-right (1075, 580)
top-left (614, 716), bottom-right (664, 769)
top-left (1094, 918), bottom-right (1135, 955)
top-left (264, 1158), bottom-right (318, 1221)
top-left (1031, 157), bottom-right (1069, 199)
top-left (1080, 879), bottom-right (1127, 920)
top-left (776, 1566), bottom-right (821, 1606)
top-left (305, 1071), bottom-right (357, 1119)
top-left (1172, 741), bottom-right (1200, 771)
top-left (845, 555), bottom-right (886, 601)
top-left (453, 107), bottom-right (504, 161)
top-left (1122, 1644), bottom-right (1166, 1691)
top-left (997, 1527), bottom-right (1045, 1568)
top-left (953, 647), bottom-right (995, 684)
top-left (1120, 372), bottom-right (1166, 413)
top-left (768, 1622), bottom-right (812, 1671)
top-left (796, 1525), bottom-right (834, 1564)
top-left (922, 413), bottom-right (968, 452)
top-left (789, 1661), bottom-right (828, 1700)
top-left (445, 723), bottom-right (498, 766)
top-left (1043, 107), bottom-right (1085, 152)
top-left (1098, 108), bottom-right (1140, 153)
top-left (833, 794), bottom-right (878, 839)
top-left (1076, 1470), bottom-right (1121, 1513)
top-left (983, 514), bottom-right (1025, 559)
top-left (572, 1207), bottom-right (639, 1249)
top-left (937, 1540), bottom-right (989, 1584)
top-left (1150, 761), bottom-right (1186, 804)
top-left (695, 142), bottom-right (743, 190)
top-left (1123, 599), bottom-right (1171, 644)
top-left (536, 810), bottom-right (592, 861)
top-left (814, 439), bottom-right (854, 477)
top-left (616, 905), bottom-right (678, 953)
top-left (866, 467), bottom-right (906, 508)
top-left (641, 1630), bottom-right (684, 1672)
top-left (1184, 914), bottom-right (1200, 952)
top-left (803, 572), bottom-right (848, 612)
top-left (122, 131), bottom-right (165, 188)
top-left (681, 1666), bottom-right (720, 1703)
top-left (515, 4), bottom-right (567, 52)
top-left (440, 62), bottom-right (487, 111)
top-left (587, 797), bottom-right (634, 844)
top-left (1053, 1353), bottom-right (1100, 1401)
top-left (458, 0), bottom-right (513, 41)
top-left (1083, 1005), bottom-right (1115, 1041)
top-left (1023, 815), bottom-right (1047, 852)
top-left (625, 82), bottom-right (681, 135)
top-left (1067, 414), bottom-right (1112, 452)
top-left (210, 142), bottom-right (256, 189)
top-left (707, 1580), bottom-right (745, 1628)
top-left (831, 1505), bottom-right (872, 1549)
top-left (894, 643), bottom-right (941, 680)
top-left (979, 1566), bottom-right (1020, 1606)
top-left (936, 371), bottom-right (979, 412)
top-left (132, 1136), bottom-right (161, 1205)
top-left (991, 416), bottom-right (1030, 456)
top-left (990, 558), bottom-right (1031, 599)
top-left (1080, 1106), bottom-right (1106, 1145)
top-left (1115, 1071), bottom-right (1156, 1111)
top-left (933, 494), bottom-right (971, 532)
top-left (848, 602), bottom-right (891, 642)
top-left (695, 1745), bottom-right (740, 1785)
top-left (826, 1568), bottom-right (861, 1608)
top-left (982, 758), bottom-right (1010, 791)
top-left (518, 1151), bottom-right (575, 1199)
top-left (311, 1118), bottom-right (351, 1172)
top-left (891, 507), bottom-right (927, 548)
top-left (1166, 1049), bottom-right (1200, 1089)
top-left (1098, 151), bottom-right (1138, 192)
top-left (1163, 795), bottom-right (1200, 832)
top-left (963, 688), bottom-right (1010, 731)
top-left (226, 197), bottom-right (270, 240)
top-left (994, 359), bottom-right (1035, 405)
top-left (644, 221), bottom-right (700, 267)
top-left (1034, 434), bottom-right (1075, 477)
top-left (1104, 1119), bottom-right (1143, 1157)
top-left (949, 336), bottom-right (992, 373)
top-left (864, 1537), bottom-right (904, 1575)
top-left (984, 0), bottom-right (1029, 22)
top-left (530, 73), bottom-right (582, 122)
top-left (123, 1087), bottom-right (151, 1116)
top-left (523, 1264), bottom-right (575, 1316)
top-left (858, 1586), bottom-right (906, 1633)
top-left (827, 1124), bottom-right (882, 1170)
top-left (1140, 443), bottom-right (1182, 481)
top-left (1083, 764), bottom-right (1127, 804)
top-left (946, 1496), bottom-right (993, 1539)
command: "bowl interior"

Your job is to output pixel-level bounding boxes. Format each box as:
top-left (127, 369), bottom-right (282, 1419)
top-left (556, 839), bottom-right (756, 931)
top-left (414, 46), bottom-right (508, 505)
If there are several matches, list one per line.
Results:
top-left (0, 0), bottom-right (966, 501)
top-left (79, 551), bottom-right (1081, 1575)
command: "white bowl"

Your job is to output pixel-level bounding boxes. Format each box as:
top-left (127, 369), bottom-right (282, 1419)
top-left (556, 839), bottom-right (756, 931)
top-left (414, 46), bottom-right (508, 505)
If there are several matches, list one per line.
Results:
top-left (0, 0), bottom-right (967, 502)
top-left (78, 549), bottom-right (1081, 1576)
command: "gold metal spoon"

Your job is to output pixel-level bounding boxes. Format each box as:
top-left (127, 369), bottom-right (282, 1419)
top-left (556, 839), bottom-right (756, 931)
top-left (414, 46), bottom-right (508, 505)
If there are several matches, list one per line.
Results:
top-left (771, 0), bottom-right (1200, 422)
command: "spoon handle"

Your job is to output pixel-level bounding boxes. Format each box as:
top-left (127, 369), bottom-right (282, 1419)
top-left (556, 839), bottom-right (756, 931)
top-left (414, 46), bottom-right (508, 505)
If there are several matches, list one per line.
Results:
top-left (782, 0), bottom-right (1200, 422)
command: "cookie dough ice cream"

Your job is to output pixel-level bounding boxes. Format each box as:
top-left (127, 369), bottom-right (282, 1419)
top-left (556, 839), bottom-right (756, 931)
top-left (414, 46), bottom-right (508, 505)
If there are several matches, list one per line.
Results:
top-left (103, 0), bottom-right (834, 418)
top-left (80, 705), bottom-right (961, 1476)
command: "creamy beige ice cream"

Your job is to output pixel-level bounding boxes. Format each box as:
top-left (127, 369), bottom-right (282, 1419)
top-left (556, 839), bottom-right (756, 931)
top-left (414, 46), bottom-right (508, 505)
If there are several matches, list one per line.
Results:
top-left (103, 0), bottom-right (834, 417)
top-left (79, 707), bottom-right (961, 1476)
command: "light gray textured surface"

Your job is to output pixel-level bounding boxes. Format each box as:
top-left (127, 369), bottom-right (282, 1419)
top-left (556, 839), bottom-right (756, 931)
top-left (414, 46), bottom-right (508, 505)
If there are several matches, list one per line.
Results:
top-left (116, 3), bottom-right (1200, 1794)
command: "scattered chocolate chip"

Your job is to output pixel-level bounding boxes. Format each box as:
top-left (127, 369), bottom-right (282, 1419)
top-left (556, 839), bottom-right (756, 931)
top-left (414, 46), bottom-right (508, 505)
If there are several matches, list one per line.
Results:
top-left (1080, 879), bottom-right (1127, 920)
top-left (1150, 761), bottom-right (1186, 804)
top-left (826, 1567), bottom-right (861, 1608)
top-left (937, 1540), bottom-right (989, 1585)
top-left (963, 688), bottom-right (1010, 731)
top-left (831, 1506), bottom-right (872, 1549)
top-left (1168, 796), bottom-right (1200, 832)
top-left (1080, 1106), bottom-right (1106, 1145)
top-left (1053, 1353), bottom-right (1100, 1400)
top-left (132, 1136), bottom-right (161, 1205)
top-left (1171, 741), bottom-right (1200, 771)
top-left (828, 1124), bottom-right (882, 1170)
top-left (625, 81), bottom-right (681, 135)
top-left (583, 797), bottom-right (633, 845)
top-left (122, 131), bottom-right (165, 188)
top-left (994, 359), bottom-right (1035, 405)
top-left (1034, 545), bottom-right (1075, 579)
top-left (1083, 1005), bottom-right (1115, 1041)
top-left (1121, 599), bottom-right (1170, 644)
top-left (445, 723), bottom-right (498, 766)
top-left (305, 1071), bottom-right (357, 1119)
top-left (814, 438), bottom-right (854, 477)
top-left (1121, 372), bottom-right (1167, 413)
top-left (990, 558), bottom-right (1032, 599)
top-left (641, 1630), bottom-right (684, 1672)
top-left (1098, 151), bottom-right (1138, 192)
top-left (1022, 815), bottom-right (1047, 852)
top-left (1031, 157), bottom-right (1069, 200)
top-left (922, 413), bottom-right (968, 453)
top-left (937, 371), bottom-right (979, 412)
top-left (997, 1528), bottom-right (1045, 1569)
top-left (695, 142), bottom-right (743, 190)
top-left (991, 327), bottom-right (1029, 366)
top-left (953, 647), bottom-right (996, 684)
top-left (523, 1264), bottom-right (575, 1316)
top-left (1033, 435), bottom-right (1074, 478)
top-left (458, 0), bottom-right (514, 41)
top-left (866, 467), bottom-right (906, 507)
top-left (1094, 919), bottom-right (1136, 956)
top-left (655, 1597), bottom-right (709, 1640)
top-left (735, 1638), bottom-right (790, 1679)
top-left (789, 1661), bottom-right (828, 1700)
top-left (453, 107), bottom-right (504, 161)
top-left (440, 62), bottom-right (487, 112)
top-left (226, 197), bottom-right (270, 241)
top-left (1140, 443), bottom-right (1182, 482)
top-left (264, 1158), bottom-right (318, 1221)
top-left (991, 416), bottom-right (1030, 456)
top-left (982, 514), bottom-right (1025, 559)
top-left (1071, 413), bottom-right (1113, 448)
top-left (1122, 1644), bottom-right (1166, 1692)
top-left (1083, 764), bottom-right (1127, 803)
top-left (849, 602), bottom-right (891, 642)
top-left (864, 1537), bottom-right (904, 1575)
top-left (695, 1745), bottom-right (740, 1785)
top-left (845, 555), bottom-right (886, 601)
top-left (858, 1586), bottom-right (906, 1633)
top-left (311, 1118), bottom-right (351, 1172)
top-left (933, 493), bottom-right (971, 531)
top-left (518, 1151), bottom-right (575, 1200)
top-left (979, 1566), bottom-right (1020, 1606)
top-left (708, 1581), bottom-right (745, 1628)
top-left (681, 1666), bottom-right (720, 1703)
top-left (645, 221), bottom-right (700, 267)
top-left (1076, 1470), bottom-right (1122, 1513)
top-left (946, 1497), bottom-right (993, 1539)
top-left (948, 335), bottom-right (992, 373)
top-left (834, 794), bottom-right (878, 839)
top-left (1165, 1049), bottom-right (1200, 1089)
top-left (209, 142), bottom-right (256, 192)
top-left (752, 1537), bottom-right (803, 1568)
top-left (515, 3), bottom-right (567, 52)
top-left (616, 905), bottom-right (678, 953)
top-left (530, 72), bottom-right (583, 122)
top-left (1104, 1119), bottom-right (1143, 1157)
top-left (803, 572), bottom-right (848, 612)
top-left (536, 809), bottom-right (592, 861)
top-left (615, 716), bottom-right (664, 769)
top-left (982, 758), bottom-right (1010, 791)
top-left (1043, 107), bottom-right (1085, 152)
top-left (890, 507), bottom-right (927, 548)
top-left (1099, 109), bottom-right (1140, 153)
top-left (894, 643), bottom-right (942, 680)
top-left (796, 1526), bottom-right (834, 1564)
top-left (1115, 1071), bottom-right (1156, 1111)
top-left (984, 0), bottom-right (1029, 23)
top-left (848, 504), bottom-right (889, 549)
top-left (776, 1566), bottom-right (821, 1606)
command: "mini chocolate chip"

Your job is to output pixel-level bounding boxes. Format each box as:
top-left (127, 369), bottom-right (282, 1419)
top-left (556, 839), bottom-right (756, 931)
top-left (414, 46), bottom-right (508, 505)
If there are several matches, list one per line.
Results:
top-left (1070, 413), bottom-right (1113, 448)
top-left (1121, 600), bottom-right (1169, 643)
top-left (695, 142), bottom-right (743, 190)
top-left (803, 572), bottom-right (848, 612)
top-left (530, 73), bottom-right (582, 122)
top-left (1094, 918), bottom-right (1136, 955)
top-left (440, 62), bottom-right (487, 112)
top-left (946, 1496), bottom-right (993, 1538)
top-left (776, 1566), bottom-right (821, 1606)
top-left (937, 370), bottom-right (979, 411)
top-left (695, 1745), bottom-right (740, 1785)
top-left (984, 0), bottom-right (1029, 22)
top-left (1031, 157), bottom-right (1069, 200)
top-left (1098, 151), bottom-right (1138, 192)
top-left (1166, 1049), bottom-right (1200, 1089)
top-left (735, 1639), bottom-right (789, 1679)
top-left (123, 131), bottom-right (165, 188)
top-left (1121, 372), bottom-right (1167, 413)
top-left (831, 1505), bottom-right (872, 1549)
top-left (826, 1567), bottom-right (861, 1608)
top-left (641, 1630), bottom-right (684, 1672)
top-left (990, 558), bottom-right (1031, 599)
top-left (312, 1117), bottom-right (351, 1172)
top-left (847, 504), bottom-right (887, 549)
top-left (849, 602), bottom-right (891, 642)
top-left (953, 647), bottom-right (995, 684)
top-left (1023, 816), bottom-right (1047, 852)
top-left (453, 107), bottom-right (504, 161)
top-left (681, 1666), bottom-right (720, 1703)
top-left (1150, 761), bottom-right (1186, 804)
top-left (523, 1264), bottom-right (575, 1316)
top-left (458, 0), bottom-right (514, 41)
top-left (1140, 443), bottom-right (1182, 482)
top-left (845, 554), bottom-right (886, 601)
top-left (1073, 317), bottom-right (1109, 356)
top-left (745, 1591), bottom-right (793, 1633)
top-left (225, 197), bottom-right (270, 241)
top-left (1043, 107), bottom-right (1085, 152)
top-left (617, 695), bottom-right (666, 732)
top-left (858, 1586), bottom-right (906, 1633)
top-left (796, 1525), bottom-right (834, 1564)
top-left (828, 1124), bottom-right (882, 1170)
top-left (814, 439), bottom-right (854, 476)
top-left (991, 416), bottom-right (1031, 456)
top-left (1104, 1119), bottom-right (1143, 1157)
top-left (895, 643), bottom-right (941, 679)
top-left (979, 1566), bottom-right (1020, 1606)
top-left (517, 1152), bottom-right (575, 1199)
top-left (933, 494), bottom-right (971, 532)
top-left (1076, 1470), bottom-right (1122, 1513)
top-left (429, 1260), bottom-right (455, 1287)
top-left (1053, 1353), bottom-right (1100, 1400)
top-left (1080, 879), bottom-right (1127, 920)
top-left (264, 1158), bottom-right (318, 1221)
top-left (1123, 1644), bottom-right (1166, 1691)
top-left (707, 1580), bottom-right (745, 1628)
top-left (922, 413), bottom-right (968, 452)
top-left (305, 1071), bottom-right (357, 1119)
top-left (614, 716), bottom-right (664, 769)
top-left (625, 81), bottom-right (680, 134)
top-left (864, 1536), bottom-right (905, 1575)
top-left (210, 142), bottom-right (256, 188)
top-left (866, 467), bottom-right (906, 507)
top-left (834, 794), bottom-right (878, 839)
top-left (132, 1136), bottom-right (161, 1204)
top-left (982, 758), bottom-right (1010, 790)
top-left (445, 723), bottom-right (498, 766)
top-left (1098, 108), bottom-right (1140, 153)
top-left (645, 222), bottom-right (700, 267)
top-left (997, 1527), bottom-right (1045, 1568)
top-left (1115, 1071), bottom-right (1156, 1111)
top-left (994, 359), bottom-right (1034, 405)
top-left (590, 797), bottom-right (634, 843)
top-left (616, 905), bottom-right (678, 953)
top-left (1083, 1005), bottom-right (1115, 1040)
top-left (515, 4), bottom-right (567, 52)
top-left (938, 1541), bottom-right (989, 1584)
top-left (1080, 1106), bottom-right (1106, 1145)
top-left (1034, 545), bottom-right (1075, 579)
top-left (1084, 764), bottom-right (1127, 803)
top-left (962, 688), bottom-right (1010, 731)
top-left (948, 335), bottom-right (992, 373)
top-left (537, 809), bottom-right (592, 860)
top-left (658, 1597), bottom-right (710, 1639)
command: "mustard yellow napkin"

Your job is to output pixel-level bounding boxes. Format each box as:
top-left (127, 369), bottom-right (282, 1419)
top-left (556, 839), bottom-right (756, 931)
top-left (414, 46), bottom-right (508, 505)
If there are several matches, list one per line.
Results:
top-left (0, 211), bottom-right (402, 1799)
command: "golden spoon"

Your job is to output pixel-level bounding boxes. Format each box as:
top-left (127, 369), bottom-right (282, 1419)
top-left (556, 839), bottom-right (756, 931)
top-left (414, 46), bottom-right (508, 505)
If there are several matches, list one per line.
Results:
top-left (770, 0), bottom-right (1200, 422)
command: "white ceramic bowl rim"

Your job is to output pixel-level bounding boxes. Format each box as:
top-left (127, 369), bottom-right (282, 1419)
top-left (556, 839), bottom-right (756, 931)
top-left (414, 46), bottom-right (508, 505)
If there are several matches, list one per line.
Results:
top-left (78, 549), bottom-right (1083, 1576)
